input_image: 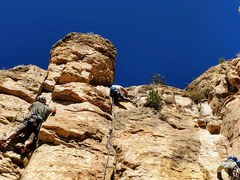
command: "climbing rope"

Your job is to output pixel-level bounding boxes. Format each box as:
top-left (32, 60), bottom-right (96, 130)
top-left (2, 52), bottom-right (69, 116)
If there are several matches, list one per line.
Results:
top-left (222, 136), bottom-right (240, 158)
top-left (4, 105), bottom-right (25, 136)
top-left (103, 98), bottom-right (116, 180)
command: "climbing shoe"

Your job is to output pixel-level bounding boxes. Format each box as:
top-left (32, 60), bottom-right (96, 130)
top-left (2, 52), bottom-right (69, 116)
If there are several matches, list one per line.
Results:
top-left (0, 138), bottom-right (7, 145)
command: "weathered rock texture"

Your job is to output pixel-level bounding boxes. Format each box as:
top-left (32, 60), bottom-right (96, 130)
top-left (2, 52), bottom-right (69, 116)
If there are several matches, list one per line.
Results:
top-left (185, 58), bottom-right (240, 162)
top-left (44, 32), bottom-right (116, 92)
top-left (0, 32), bottom-right (240, 180)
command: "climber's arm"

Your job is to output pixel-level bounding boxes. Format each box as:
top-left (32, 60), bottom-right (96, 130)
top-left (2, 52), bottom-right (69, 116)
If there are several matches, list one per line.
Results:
top-left (120, 87), bottom-right (128, 97)
top-left (217, 165), bottom-right (224, 180)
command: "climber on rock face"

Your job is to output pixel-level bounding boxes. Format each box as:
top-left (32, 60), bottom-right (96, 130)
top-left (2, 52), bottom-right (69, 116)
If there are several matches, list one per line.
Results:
top-left (109, 84), bottom-right (135, 105)
top-left (0, 95), bottom-right (56, 154)
top-left (110, 85), bottom-right (128, 102)
top-left (217, 155), bottom-right (240, 180)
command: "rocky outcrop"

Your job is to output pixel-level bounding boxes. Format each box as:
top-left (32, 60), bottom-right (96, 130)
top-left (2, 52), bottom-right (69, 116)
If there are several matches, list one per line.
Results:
top-left (0, 65), bottom-right (47, 103)
top-left (185, 58), bottom-right (240, 177)
top-left (43, 32), bottom-right (116, 92)
top-left (0, 32), bottom-right (240, 180)
top-left (185, 59), bottom-right (240, 116)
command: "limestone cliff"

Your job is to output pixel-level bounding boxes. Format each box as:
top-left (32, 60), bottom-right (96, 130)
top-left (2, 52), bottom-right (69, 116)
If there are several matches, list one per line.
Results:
top-left (0, 32), bottom-right (239, 180)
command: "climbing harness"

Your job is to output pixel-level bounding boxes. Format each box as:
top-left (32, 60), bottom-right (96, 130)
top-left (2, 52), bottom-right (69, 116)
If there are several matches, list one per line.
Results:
top-left (103, 98), bottom-right (116, 180)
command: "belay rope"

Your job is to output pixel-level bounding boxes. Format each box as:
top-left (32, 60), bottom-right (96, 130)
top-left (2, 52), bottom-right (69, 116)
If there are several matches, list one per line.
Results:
top-left (4, 105), bottom-right (26, 136)
top-left (103, 98), bottom-right (116, 180)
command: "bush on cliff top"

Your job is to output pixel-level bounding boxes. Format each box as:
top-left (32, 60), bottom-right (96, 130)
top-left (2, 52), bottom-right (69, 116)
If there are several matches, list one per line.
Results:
top-left (144, 89), bottom-right (164, 110)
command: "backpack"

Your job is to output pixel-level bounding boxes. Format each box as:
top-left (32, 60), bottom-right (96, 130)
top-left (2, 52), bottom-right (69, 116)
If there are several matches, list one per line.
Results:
top-left (228, 165), bottom-right (240, 178)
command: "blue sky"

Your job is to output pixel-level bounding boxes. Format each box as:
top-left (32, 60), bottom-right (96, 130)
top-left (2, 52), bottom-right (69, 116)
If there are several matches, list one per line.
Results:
top-left (1, 1), bottom-right (240, 89)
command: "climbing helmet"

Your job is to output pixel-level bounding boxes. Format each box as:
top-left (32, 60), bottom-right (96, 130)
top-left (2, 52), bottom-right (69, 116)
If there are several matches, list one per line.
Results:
top-left (37, 95), bottom-right (46, 103)
top-left (228, 155), bottom-right (238, 162)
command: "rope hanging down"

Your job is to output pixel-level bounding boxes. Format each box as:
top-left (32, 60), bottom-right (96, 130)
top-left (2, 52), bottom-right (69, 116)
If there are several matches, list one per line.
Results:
top-left (103, 98), bottom-right (116, 180)
top-left (4, 105), bottom-right (25, 136)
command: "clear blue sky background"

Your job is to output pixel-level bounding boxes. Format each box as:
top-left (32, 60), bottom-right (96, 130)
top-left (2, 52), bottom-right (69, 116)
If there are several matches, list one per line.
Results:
top-left (1, 1), bottom-right (240, 89)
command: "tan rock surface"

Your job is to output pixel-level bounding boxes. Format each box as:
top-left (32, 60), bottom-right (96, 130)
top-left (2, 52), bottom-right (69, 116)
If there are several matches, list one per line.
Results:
top-left (43, 32), bottom-right (116, 92)
top-left (111, 85), bottom-right (225, 179)
top-left (113, 107), bottom-right (205, 179)
top-left (0, 65), bottom-right (47, 103)
top-left (52, 82), bottom-right (111, 113)
top-left (21, 144), bottom-right (112, 180)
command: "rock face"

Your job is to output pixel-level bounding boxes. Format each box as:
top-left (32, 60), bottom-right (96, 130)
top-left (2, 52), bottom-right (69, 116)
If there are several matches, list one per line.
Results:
top-left (0, 65), bottom-right (47, 103)
top-left (0, 32), bottom-right (240, 180)
top-left (44, 32), bottom-right (116, 92)
top-left (185, 58), bottom-right (240, 161)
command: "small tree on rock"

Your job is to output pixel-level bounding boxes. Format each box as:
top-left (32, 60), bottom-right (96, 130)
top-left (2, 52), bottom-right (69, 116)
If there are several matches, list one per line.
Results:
top-left (144, 89), bottom-right (164, 110)
top-left (151, 73), bottom-right (166, 85)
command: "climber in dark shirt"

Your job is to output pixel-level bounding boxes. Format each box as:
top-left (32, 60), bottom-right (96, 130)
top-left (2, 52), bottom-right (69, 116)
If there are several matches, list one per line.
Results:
top-left (0, 95), bottom-right (56, 153)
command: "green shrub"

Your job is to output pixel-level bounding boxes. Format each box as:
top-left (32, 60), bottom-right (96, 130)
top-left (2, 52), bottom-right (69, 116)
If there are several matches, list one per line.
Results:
top-left (188, 90), bottom-right (207, 104)
top-left (145, 89), bottom-right (164, 110)
top-left (218, 57), bottom-right (226, 64)
top-left (236, 52), bottom-right (240, 58)
top-left (151, 73), bottom-right (166, 85)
